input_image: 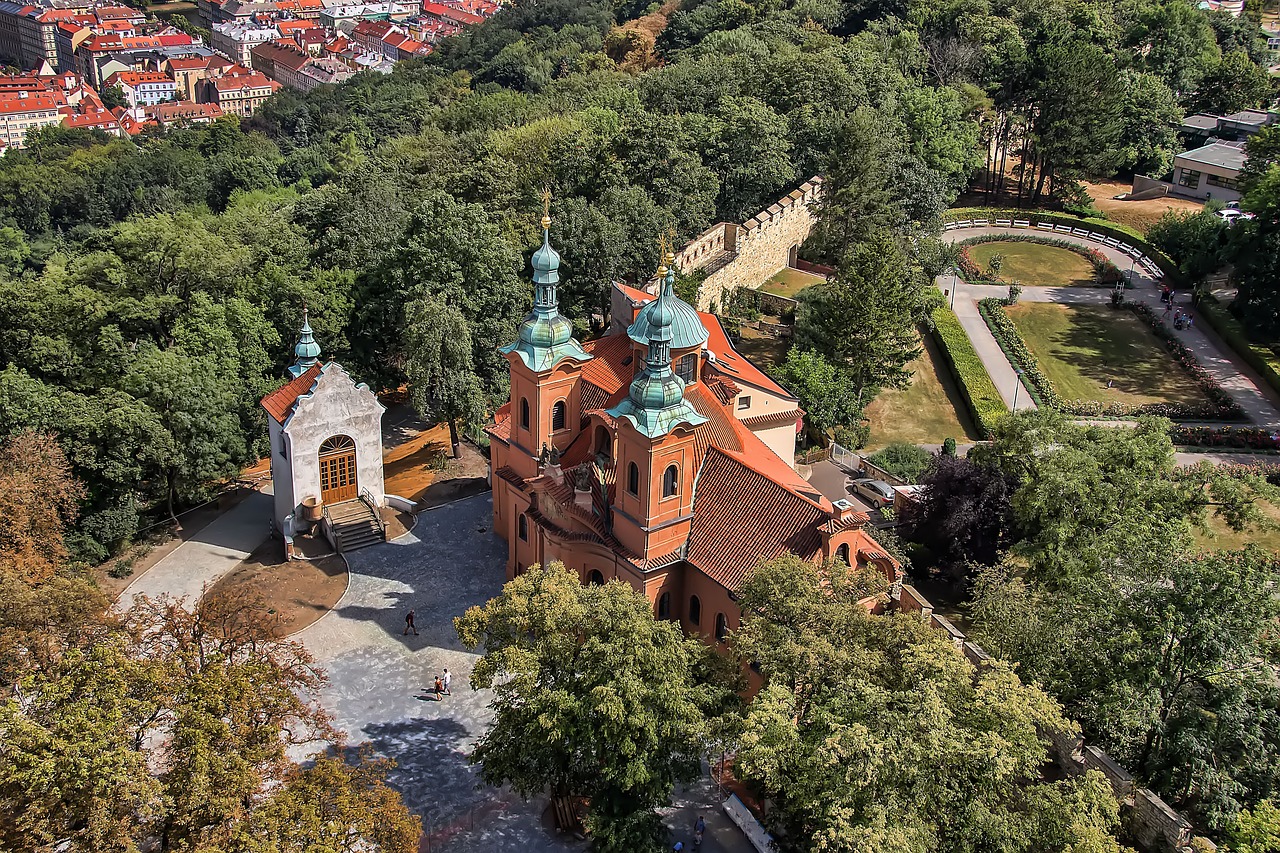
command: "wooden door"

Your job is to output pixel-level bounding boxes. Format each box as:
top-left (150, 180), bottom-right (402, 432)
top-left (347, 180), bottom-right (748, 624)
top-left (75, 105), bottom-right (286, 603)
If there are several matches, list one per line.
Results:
top-left (318, 435), bottom-right (358, 504)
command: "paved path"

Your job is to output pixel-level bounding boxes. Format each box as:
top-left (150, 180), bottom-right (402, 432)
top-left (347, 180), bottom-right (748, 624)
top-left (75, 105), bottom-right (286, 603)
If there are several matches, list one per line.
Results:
top-left (940, 226), bottom-right (1280, 429)
top-left (119, 486), bottom-right (274, 607)
top-left (296, 493), bottom-right (754, 853)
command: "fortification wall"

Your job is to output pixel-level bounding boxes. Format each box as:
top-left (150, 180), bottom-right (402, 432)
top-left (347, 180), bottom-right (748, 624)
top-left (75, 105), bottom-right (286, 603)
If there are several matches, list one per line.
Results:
top-left (898, 583), bottom-right (1212, 853)
top-left (678, 177), bottom-right (824, 312)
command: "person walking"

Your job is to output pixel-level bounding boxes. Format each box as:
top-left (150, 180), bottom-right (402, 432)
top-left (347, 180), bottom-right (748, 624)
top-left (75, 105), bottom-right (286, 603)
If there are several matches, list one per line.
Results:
top-left (693, 815), bottom-right (706, 849)
top-left (434, 675), bottom-right (444, 701)
top-left (442, 667), bottom-right (452, 696)
top-left (404, 610), bottom-right (418, 636)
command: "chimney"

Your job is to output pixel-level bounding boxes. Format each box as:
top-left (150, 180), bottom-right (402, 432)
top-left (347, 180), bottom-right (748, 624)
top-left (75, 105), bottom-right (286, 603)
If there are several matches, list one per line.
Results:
top-left (830, 498), bottom-right (856, 524)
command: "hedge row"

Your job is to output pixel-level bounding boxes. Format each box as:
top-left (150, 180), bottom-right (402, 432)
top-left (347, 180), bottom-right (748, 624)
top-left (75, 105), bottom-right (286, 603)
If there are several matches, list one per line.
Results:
top-left (977, 297), bottom-right (1243, 421)
top-left (1170, 425), bottom-right (1280, 451)
top-left (956, 234), bottom-right (1125, 286)
top-left (1195, 298), bottom-right (1280, 401)
top-left (943, 207), bottom-right (1185, 288)
top-left (930, 307), bottom-right (1007, 438)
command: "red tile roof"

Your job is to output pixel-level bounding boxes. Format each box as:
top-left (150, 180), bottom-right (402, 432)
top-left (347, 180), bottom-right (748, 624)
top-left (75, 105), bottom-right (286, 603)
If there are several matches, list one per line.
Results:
top-left (261, 363), bottom-right (323, 422)
top-left (616, 285), bottom-right (795, 400)
top-left (0, 91), bottom-right (61, 114)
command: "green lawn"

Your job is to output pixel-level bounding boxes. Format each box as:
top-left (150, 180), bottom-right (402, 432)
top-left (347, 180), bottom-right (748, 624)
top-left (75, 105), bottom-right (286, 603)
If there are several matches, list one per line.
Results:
top-left (1005, 303), bottom-right (1207, 406)
top-left (969, 241), bottom-right (1095, 286)
top-left (733, 325), bottom-right (788, 372)
top-left (1195, 500), bottom-right (1280, 554)
top-left (865, 334), bottom-right (980, 448)
top-left (759, 267), bottom-right (827, 299)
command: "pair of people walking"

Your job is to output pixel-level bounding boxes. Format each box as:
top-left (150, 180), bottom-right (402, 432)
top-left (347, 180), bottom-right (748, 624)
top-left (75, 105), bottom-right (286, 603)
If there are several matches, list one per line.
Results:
top-left (432, 668), bottom-right (452, 700)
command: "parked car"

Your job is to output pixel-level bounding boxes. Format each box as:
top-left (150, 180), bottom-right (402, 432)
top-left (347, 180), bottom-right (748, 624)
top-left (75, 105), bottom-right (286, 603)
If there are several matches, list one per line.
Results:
top-left (851, 478), bottom-right (895, 507)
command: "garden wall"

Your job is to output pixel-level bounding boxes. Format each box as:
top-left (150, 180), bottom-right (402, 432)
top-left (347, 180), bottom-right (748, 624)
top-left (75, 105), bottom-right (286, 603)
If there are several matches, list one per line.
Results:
top-left (897, 584), bottom-right (1208, 853)
top-left (677, 177), bottom-right (823, 311)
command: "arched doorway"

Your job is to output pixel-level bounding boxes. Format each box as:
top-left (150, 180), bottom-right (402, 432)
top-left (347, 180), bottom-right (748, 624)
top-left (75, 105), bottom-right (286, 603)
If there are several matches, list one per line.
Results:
top-left (588, 569), bottom-right (605, 585)
top-left (318, 435), bottom-right (358, 504)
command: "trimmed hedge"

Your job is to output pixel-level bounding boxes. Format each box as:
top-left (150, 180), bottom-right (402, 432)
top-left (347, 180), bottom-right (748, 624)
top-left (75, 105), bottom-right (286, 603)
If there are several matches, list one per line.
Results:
top-left (1170, 425), bottom-right (1280, 451)
top-left (978, 297), bottom-right (1243, 421)
top-left (956, 234), bottom-right (1125, 287)
top-left (1195, 298), bottom-right (1280, 401)
top-left (930, 307), bottom-right (1007, 438)
top-left (943, 207), bottom-right (1185, 288)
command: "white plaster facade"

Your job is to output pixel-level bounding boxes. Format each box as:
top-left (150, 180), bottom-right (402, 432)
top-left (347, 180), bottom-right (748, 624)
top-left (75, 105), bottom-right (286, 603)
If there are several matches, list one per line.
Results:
top-left (266, 362), bottom-right (385, 533)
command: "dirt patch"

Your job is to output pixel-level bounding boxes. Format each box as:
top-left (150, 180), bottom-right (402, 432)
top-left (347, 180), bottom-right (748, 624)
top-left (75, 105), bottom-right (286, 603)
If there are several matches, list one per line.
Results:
top-left (383, 424), bottom-right (490, 508)
top-left (207, 533), bottom-right (348, 637)
top-left (1082, 180), bottom-right (1203, 235)
top-left (381, 506), bottom-right (416, 540)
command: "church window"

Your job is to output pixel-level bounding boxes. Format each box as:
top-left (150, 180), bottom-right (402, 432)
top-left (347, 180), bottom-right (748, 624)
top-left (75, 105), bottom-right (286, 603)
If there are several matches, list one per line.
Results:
top-left (520, 398), bottom-right (530, 430)
top-left (627, 462), bottom-right (639, 496)
top-left (688, 595), bottom-right (701, 626)
top-left (836, 543), bottom-right (850, 565)
top-left (715, 613), bottom-right (728, 642)
top-left (518, 513), bottom-right (528, 541)
top-left (675, 352), bottom-right (696, 384)
top-left (589, 569), bottom-right (605, 585)
top-left (658, 592), bottom-right (671, 620)
top-left (662, 464), bottom-right (678, 498)
top-left (552, 400), bottom-right (566, 431)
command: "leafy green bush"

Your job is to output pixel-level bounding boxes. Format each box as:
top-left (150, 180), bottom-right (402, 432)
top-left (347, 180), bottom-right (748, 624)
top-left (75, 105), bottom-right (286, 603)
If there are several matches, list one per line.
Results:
top-left (867, 442), bottom-right (934, 483)
top-left (930, 307), bottom-right (1006, 438)
top-left (942, 437), bottom-right (957, 456)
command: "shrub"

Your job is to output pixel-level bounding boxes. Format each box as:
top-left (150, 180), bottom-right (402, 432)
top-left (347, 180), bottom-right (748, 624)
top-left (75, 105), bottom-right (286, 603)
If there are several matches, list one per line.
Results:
top-left (866, 442), bottom-right (934, 483)
top-left (942, 437), bottom-right (957, 457)
top-left (977, 298), bottom-right (1244, 421)
top-left (930, 306), bottom-right (1006, 438)
top-left (833, 423), bottom-right (870, 450)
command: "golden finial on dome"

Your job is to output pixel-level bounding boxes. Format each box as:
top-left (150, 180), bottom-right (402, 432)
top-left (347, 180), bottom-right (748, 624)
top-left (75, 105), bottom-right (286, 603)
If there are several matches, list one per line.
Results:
top-left (541, 186), bottom-right (551, 230)
top-left (663, 227), bottom-right (677, 268)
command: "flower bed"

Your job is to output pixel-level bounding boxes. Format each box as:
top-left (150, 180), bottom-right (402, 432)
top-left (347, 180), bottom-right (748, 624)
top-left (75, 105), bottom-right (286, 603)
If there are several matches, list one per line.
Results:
top-left (956, 235), bottom-right (1124, 286)
top-left (977, 298), bottom-right (1244, 421)
top-left (1170, 426), bottom-right (1280, 452)
top-left (930, 306), bottom-right (1006, 438)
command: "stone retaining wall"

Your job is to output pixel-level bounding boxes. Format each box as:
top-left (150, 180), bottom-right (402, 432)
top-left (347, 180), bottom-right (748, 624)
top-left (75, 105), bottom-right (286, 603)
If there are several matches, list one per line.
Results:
top-left (678, 177), bottom-right (823, 311)
top-left (897, 583), bottom-right (1212, 853)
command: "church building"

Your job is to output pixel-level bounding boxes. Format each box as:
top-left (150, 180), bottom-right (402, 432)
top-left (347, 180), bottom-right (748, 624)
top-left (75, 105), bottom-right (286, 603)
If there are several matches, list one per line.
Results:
top-left (260, 311), bottom-right (389, 553)
top-left (486, 214), bottom-right (901, 643)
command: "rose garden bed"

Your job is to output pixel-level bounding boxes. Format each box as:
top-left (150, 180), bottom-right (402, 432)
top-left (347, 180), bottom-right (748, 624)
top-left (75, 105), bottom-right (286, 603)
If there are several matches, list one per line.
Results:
top-left (978, 298), bottom-right (1243, 421)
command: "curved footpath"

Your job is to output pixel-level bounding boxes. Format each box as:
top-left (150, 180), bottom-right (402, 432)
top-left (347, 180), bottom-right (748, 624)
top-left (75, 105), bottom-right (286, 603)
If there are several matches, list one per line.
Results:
top-left (939, 226), bottom-right (1280, 430)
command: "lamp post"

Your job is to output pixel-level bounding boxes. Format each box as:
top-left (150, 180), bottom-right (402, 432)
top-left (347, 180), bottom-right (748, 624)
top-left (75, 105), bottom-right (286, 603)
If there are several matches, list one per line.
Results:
top-left (950, 266), bottom-right (958, 309)
top-left (1012, 367), bottom-right (1023, 412)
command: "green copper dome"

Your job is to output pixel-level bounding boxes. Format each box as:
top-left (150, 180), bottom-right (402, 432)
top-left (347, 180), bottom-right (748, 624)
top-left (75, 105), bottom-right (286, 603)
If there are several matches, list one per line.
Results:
top-left (499, 217), bottom-right (591, 372)
top-left (628, 273), bottom-right (708, 351)
top-left (608, 266), bottom-right (707, 439)
top-left (288, 308), bottom-right (321, 378)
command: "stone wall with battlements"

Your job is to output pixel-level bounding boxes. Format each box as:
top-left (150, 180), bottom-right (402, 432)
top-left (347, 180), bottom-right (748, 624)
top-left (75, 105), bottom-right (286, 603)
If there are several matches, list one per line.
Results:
top-left (677, 177), bottom-right (824, 312)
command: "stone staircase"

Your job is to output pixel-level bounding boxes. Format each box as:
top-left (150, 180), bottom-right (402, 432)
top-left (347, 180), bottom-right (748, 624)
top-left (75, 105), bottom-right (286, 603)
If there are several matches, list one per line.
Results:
top-left (326, 498), bottom-right (385, 553)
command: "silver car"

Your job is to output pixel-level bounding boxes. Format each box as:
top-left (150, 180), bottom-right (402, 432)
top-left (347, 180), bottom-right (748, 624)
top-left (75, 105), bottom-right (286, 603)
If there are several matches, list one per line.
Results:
top-left (851, 478), bottom-right (895, 507)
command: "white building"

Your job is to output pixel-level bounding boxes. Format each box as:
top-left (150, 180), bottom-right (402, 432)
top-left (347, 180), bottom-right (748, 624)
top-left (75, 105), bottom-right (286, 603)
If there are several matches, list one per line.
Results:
top-left (261, 312), bottom-right (389, 553)
top-left (210, 21), bottom-right (279, 66)
top-left (1172, 142), bottom-right (1247, 202)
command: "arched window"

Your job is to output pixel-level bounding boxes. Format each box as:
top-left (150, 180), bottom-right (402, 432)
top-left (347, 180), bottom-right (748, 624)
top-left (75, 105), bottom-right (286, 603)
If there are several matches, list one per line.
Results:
top-left (627, 462), bottom-right (639, 496)
top-left (675, 352), bottom-right (696, 384)
top-left (518, 513), bottom-right (528, 541)
top-left (657, 592), bottom-right (671, 620)
top-left (662, 464), bottom-right (678, 498)
top-left (715, 613), bottom-right (728, 642)
top-left (836, 543), bottom-right (850, 565)
top-left (520, 398), bottom-right (530, 430)
top-left (552, 400), bottom-right (566, 431)
top-left (588, 569), bottom-right (605, 585)
top-left (688, 595), bottom-right (701, 626)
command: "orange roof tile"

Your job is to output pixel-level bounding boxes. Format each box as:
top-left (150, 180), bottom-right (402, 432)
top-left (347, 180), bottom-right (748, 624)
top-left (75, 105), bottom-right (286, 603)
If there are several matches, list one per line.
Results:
top-left (260, 363), bottom-right (322, 422)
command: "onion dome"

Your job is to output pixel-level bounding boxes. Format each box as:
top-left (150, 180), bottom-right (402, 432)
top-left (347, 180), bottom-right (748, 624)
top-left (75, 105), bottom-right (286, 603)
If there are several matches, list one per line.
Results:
top-left (287, 308), bottom-right (321, 378)
top-left (607, 263), bottom-right (707, 439)
top-left (627, 263), bottom-right (708, 351)
top-left (499, 212), bottom-right (591, 372)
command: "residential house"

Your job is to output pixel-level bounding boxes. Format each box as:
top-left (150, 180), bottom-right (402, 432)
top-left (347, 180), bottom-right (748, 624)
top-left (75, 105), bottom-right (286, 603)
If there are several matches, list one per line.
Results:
top-left (296, 55), bottom-right (351, 88)
top-left (350, 18), bottom-right (399, 56)
top-left (104, 69), bottom-right (176, 106)
top-left (210, 21), bottom-right (279, 66)
top-left (1172, 142), bottom-right (1247, 202)
top-left (0, 88), bottom-right (62, 148)
top-left (199, 65), bottom-right (278, 115)
top-left (163, 53), bottom-right (230, 98)
top-left (249, 38), bottom-right (308, 87)
top-left (144, 99), bottom-right (223, 126)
